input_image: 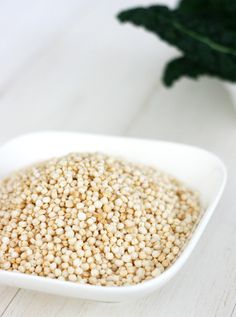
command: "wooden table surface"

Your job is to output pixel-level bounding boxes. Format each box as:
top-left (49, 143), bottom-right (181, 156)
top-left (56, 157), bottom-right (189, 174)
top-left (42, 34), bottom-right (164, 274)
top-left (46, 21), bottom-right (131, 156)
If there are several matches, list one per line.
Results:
top-left (0, 1), bottom-right (236, 316)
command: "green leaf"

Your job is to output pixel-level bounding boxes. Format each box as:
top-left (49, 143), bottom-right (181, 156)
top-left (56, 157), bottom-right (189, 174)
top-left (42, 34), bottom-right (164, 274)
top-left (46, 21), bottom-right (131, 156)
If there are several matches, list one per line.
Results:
top-left (178, 0), bottom-right (236, 29)
top-left (178, 0), bottom-right (224, 14)
top-left (174, 12), bottom-right (236, 51)
top-left (163, 56), bottom-right (207, 87)
top-left (117, 6), bottom-right (236, 83)
top-left (179, 0), bottom-right (236, 14)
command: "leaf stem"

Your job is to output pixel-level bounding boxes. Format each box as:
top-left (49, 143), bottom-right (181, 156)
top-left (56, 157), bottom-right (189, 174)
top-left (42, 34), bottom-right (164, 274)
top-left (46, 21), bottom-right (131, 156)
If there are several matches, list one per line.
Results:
top-left (173, 21), bottom-right (236, 56)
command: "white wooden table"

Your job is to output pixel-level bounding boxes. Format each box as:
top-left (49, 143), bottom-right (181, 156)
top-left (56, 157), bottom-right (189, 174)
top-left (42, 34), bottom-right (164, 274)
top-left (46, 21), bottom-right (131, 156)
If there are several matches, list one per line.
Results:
top-left (0, 1), bottom-right (236, 316)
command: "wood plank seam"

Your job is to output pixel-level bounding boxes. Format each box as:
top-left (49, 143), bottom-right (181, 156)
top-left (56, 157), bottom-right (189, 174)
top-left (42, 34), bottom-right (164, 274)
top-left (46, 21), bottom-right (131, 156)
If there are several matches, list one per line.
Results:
top-left (0, 289), bottom-right (20, 317)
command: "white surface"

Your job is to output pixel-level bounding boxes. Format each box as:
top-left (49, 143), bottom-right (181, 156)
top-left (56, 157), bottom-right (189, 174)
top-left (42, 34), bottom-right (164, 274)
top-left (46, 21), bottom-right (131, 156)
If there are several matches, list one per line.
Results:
top-left (224, 83), bottom-right (236, 111)
top-left (0, 0), bottom-right (235, 316)
top-left (0, 132), bottom-right (226, 302)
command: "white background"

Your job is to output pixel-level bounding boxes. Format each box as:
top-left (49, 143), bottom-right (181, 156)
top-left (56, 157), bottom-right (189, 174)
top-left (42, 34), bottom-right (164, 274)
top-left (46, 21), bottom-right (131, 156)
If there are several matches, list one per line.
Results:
top-left (0, 0), bottom-right (236, 316)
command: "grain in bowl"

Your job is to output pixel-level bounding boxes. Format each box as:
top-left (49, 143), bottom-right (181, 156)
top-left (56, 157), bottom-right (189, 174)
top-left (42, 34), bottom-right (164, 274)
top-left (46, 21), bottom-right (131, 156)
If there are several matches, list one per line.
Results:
top-left (0, 152), bottom-right (201, 286)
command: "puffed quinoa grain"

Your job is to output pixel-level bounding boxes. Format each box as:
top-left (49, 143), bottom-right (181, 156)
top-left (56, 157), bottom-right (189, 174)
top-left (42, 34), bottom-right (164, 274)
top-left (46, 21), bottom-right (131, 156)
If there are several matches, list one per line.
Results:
top-left (0, 152), bottom-right (201, 286)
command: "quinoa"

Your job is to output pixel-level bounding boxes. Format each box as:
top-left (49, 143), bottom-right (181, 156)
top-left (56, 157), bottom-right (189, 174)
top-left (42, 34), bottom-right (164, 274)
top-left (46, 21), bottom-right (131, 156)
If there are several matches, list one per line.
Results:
top-left (0, 153), bottom-right (201, 286)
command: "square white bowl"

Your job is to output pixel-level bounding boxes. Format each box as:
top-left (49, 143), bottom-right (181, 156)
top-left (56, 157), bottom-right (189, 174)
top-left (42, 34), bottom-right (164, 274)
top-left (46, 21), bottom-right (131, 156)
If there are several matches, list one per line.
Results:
top-left (0, 132), bottom-right (227, 302)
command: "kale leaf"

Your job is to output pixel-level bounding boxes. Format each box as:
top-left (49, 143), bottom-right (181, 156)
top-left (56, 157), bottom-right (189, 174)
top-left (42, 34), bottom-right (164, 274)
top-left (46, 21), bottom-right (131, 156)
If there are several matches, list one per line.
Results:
top-left (179, 0), bottom-right (236, 19)
top-left (117, 2), bottom-right (236, 86)
top-left (163, 57), bottom-right (207, 87)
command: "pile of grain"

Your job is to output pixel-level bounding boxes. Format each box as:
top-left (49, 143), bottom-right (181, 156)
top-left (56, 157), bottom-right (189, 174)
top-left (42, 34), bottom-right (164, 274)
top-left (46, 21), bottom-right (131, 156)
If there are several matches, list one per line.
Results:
top-left (0, 153), bottom-right (201, 286)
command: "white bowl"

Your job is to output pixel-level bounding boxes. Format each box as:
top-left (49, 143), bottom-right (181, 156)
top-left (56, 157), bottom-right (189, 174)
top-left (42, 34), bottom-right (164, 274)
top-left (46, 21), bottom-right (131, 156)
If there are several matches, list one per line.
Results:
top-left (0, 132), bottom-right (227, 302)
